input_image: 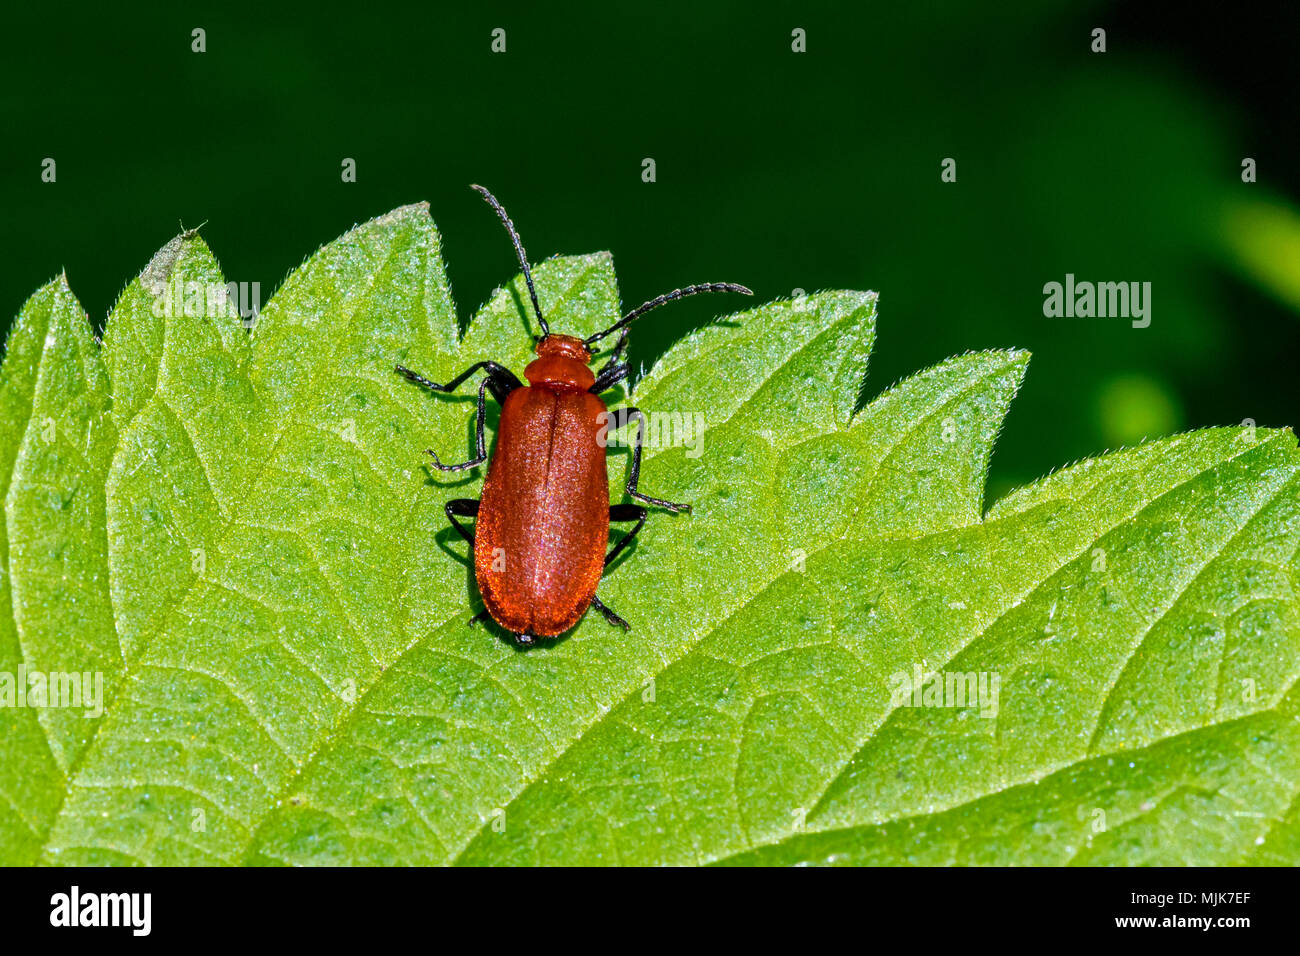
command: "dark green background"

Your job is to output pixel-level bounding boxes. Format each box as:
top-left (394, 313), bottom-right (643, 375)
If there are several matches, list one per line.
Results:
top-left (2, 1), bottom-right (1296, 499)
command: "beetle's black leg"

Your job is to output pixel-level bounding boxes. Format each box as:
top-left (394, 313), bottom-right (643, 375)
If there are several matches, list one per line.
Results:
top-left (590, 595), bottom-right (631, 631)
top-left (606, 407), bottom-right (692, 513)
top-left (445, 498), bottom-right (479, 545)
top-left (606, 328), bottom-right (630, 366)
top-left (425, 378), bottom-right (492, 471)
top-left (590, 330), bottom-right (631, 394)
top-left (590, 360), bottom-right (630, 395)
top-left (395, 360), bottom-right (521, 405)
top-left (605, 503), bottom-right (648, 567)
top-left (448, 506), bottom-right (487, 629)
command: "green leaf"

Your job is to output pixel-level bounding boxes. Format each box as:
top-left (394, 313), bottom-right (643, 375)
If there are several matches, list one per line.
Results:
top-left (2, 204), bottom-right (1298, 866)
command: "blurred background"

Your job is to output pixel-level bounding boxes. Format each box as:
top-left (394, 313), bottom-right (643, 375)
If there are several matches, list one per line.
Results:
top-left (2, 0), bottom-right (1296, 501)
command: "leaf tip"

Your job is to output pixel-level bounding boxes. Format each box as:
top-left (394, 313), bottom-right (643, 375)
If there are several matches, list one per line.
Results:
top-left (372, 201), bottom-right (432, 228)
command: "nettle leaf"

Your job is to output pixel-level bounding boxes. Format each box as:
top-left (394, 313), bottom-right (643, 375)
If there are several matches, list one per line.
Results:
top-left (1, 205), bottom-right (1298, 867)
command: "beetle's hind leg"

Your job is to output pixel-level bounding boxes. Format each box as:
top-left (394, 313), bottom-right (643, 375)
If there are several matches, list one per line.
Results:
top-left (591, 595), bottom-right (631, 632)
top-left (448, 499), bottom-right (483, 627)
top-left (587, 507), bottom-right (648, 633)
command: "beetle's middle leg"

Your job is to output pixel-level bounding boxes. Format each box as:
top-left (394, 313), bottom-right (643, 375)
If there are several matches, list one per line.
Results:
top-left (396, 361), bottom-right (522, 470)
top-left (606, 407), bottom-right (692, 513)
top-left (445, 498), bottom-right (479, 545)
top-left (423, 378), bottom-right (492, 472)
top-left (447, 500), bottom-right (491, 629)
top-left (588, 505), bottom-right (649, 633)
top-left (605, 503), bottom-right (647, 567)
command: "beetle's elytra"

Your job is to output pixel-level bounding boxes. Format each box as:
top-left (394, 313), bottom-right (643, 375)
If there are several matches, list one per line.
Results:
top-left (396, 185), bottom-right (750, 647)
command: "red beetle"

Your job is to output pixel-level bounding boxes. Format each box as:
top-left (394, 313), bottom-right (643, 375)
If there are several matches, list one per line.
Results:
top-left (397, 186), bottom-right (750, 646)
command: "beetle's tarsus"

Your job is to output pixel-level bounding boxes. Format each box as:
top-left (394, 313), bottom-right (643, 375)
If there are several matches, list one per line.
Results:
top-left (591, 595), bottom-right (631, 631)
top-left (426, 448), bottom-right (485, 472)
top-left (396, 365), bottom-right (447, 392)
top-left (633, 491), bottom-right (691, 513)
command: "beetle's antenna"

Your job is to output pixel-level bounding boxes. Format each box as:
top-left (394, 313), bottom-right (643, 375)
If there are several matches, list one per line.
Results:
top-left (585, 282), bottom-right (752, 346)
top-left (471, 184), bottom-right (549, 337)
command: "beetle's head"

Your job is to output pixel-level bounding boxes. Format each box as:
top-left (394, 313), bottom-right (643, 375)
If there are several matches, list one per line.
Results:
top-left (534, 334), bottom-right (592, 364)
top-left (525, 335), bottom-right (596, 389)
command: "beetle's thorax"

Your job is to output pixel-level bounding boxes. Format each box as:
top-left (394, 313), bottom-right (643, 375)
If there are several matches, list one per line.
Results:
top-left (524, 334), bottom-right (595, 390)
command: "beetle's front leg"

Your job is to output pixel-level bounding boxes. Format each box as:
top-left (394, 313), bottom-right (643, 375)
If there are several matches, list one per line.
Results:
top-left (395, 360), bottom-right (522, 405)
top-left (606, 407), bottom-right (691, 513)
top-left (589, 330), bottom-right (631, 395)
